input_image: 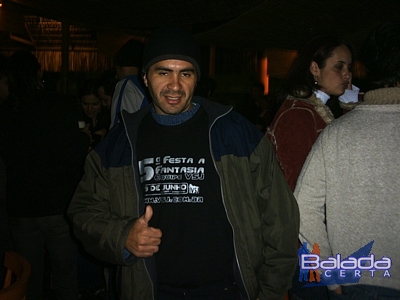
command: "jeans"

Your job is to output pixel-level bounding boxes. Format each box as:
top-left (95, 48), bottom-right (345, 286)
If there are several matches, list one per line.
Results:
top-left (9, 215), bottom-right (79, 300)
top-left (328, 284), bottom-right (400, 300)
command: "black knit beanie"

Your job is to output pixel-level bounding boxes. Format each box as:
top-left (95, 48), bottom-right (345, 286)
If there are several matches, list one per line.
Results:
top-left (114, 39), bottom-right (144, 68)
top-left (143, 26), bottom-right (201, 81)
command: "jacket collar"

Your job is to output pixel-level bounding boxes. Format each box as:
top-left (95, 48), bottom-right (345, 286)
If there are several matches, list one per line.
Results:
top-left (362, 87), bottom-right (400, 105)
top-left (121, 96), bottom-right (232, 130)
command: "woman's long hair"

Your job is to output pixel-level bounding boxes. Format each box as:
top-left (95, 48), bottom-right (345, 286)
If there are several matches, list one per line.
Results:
top-left (280, 35), bottom-right (355, 101)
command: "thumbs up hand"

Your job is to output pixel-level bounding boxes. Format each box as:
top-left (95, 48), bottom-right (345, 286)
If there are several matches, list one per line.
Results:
top-left (125, 205), bottom-right (162, 258)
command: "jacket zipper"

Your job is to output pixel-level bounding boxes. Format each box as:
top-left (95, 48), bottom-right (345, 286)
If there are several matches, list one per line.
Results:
top-left (122, 113), bottom-right (155, 300)
top-left (208, 108), bottom-right (250, 300)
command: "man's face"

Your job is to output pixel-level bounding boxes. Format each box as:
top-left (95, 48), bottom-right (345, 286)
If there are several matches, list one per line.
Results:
top-left (144, 59), bottom-right (197, 115)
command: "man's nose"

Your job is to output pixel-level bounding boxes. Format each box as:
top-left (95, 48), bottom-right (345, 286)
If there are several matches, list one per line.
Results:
top-left (167, 74), bottom-right (181, 91)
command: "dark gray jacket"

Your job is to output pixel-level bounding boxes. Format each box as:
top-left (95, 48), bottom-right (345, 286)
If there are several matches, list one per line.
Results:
top-left (68, 97), bottom-right (299, 300)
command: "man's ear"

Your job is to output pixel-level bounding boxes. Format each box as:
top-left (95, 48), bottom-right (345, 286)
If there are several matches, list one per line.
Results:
top-left (143, 73), bottom-right (148, 87)
top-left (309, 61), bottom-right (320, 76)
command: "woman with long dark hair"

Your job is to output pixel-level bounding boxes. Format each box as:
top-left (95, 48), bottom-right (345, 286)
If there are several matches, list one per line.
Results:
top-left (266, 35), bottom-right (356, 191)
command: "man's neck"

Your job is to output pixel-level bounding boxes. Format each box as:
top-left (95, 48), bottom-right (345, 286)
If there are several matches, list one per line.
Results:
top-left (151, 103), bottom-right (200, 126)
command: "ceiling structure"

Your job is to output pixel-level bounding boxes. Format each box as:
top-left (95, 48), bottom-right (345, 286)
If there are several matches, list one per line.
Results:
top-left (2, 0), bottom-right (400, 54)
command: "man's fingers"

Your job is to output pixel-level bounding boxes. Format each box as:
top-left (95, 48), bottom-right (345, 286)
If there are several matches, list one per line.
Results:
top-left (125, 206), bottom-right (162, 257)
top-left (130, 228), bottom-right (162, 257)
top-left (138, 227), bottom-right (162, 243)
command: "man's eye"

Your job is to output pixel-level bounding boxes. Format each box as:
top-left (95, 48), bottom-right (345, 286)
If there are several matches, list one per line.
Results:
top-left (182, 73), bottom-right (191, 77)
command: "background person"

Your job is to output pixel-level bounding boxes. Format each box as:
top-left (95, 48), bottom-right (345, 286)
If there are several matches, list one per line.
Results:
top-left (0, 54), bottom-right (9, 105)
top-left (109, 38), bottom-right (149, 128)
top-left (79, 79), bottom-right (111, 151)
top-left (266, 35), bottom-right (356, 300)
top-left (294, 20), bottom-right (400, 299)
top-left (239, 81), bottom-right (269, 132)
top-left (0, 54), bottom-right (12, 253)
top-left (266, 35), bottom-right (356, 192)
top-left (0, 50), bottom-right (89, 300)
top-left (97, 69), bottom-right (117, 109)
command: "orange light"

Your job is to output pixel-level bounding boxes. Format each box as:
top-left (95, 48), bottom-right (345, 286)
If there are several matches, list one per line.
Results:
top-left (260, 57), bottom-right (269, 94)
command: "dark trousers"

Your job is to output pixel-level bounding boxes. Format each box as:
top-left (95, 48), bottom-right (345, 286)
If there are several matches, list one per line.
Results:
top-left (157, 277), bottom-right (241, 300)
top-left (9, 215), bottom-right (79, 300)
top-left (328, 284), bottom-right (400, 300)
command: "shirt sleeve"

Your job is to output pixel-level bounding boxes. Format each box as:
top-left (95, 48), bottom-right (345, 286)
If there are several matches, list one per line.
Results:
top-left (294, 134), bottom-right (340, 291)
top-left (339, 85), bottom-right (360, 103)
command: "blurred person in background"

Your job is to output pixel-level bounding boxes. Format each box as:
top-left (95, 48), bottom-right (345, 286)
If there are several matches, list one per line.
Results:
top-left (0, 54), bottom-right (9, 105)
top-left (109, 38), bottom-right (149, 128)
top-left (97, 69), bottom-right (117, 109)
top-left (0, 50), bottom-right (89, 300)
top-left (79, 79), bottom-right (111, 151)
top-left (0, 54), bottom-right (12, 253)
top-left (294, 20), bottom-right (400, 300)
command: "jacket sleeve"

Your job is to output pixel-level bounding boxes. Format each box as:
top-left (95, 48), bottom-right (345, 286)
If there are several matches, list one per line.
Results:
top-left (67, 150), bottom-right (138, 265)
top-left (293, 133), bottom-right (339, 291)
top-left (267, 107), bottom-right (320, 191)
top-left (256, 137), bottom-right (300, 300)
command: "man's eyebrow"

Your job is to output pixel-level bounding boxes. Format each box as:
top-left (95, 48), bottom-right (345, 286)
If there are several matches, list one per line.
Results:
top-left (154, 66), bottom-right (172, 72)
top-left (179, 67), bottom-right (195, 73)
top-left (153, 66), bottom-right (195, 73)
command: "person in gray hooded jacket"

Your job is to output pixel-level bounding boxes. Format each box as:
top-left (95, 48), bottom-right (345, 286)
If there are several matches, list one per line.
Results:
top-left (294, 20), bottom-right (400, 300)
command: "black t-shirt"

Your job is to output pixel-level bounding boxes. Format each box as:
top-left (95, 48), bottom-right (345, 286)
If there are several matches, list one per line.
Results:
top-left (136, 107), bottom-right (234, 287)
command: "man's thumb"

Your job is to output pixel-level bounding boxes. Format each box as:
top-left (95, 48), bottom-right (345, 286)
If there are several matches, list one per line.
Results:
top-left (142, 205), bottom-right (153, 226)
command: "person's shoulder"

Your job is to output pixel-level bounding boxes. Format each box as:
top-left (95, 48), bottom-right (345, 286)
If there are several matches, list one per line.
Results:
top-left (289, 97), bottom-right (320, 110)
top-left (270, 97), bottom-right (318, 124)
top-left (93, 122), bottom-right (132, 168)
top-left (215, 109), bottom-right (265, 144)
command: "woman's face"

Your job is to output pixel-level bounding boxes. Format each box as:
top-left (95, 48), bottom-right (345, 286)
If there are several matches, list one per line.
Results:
top-left (311, 45), bottom-right (352, 96)
top-left (81, 94), bottom-right (102, 120)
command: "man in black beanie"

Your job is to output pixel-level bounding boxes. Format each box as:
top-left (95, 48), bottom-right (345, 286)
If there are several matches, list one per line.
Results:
top-left (69, 26), bottom-right (299, 300)
top-left (109, 38), bottom-right (150, 128)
